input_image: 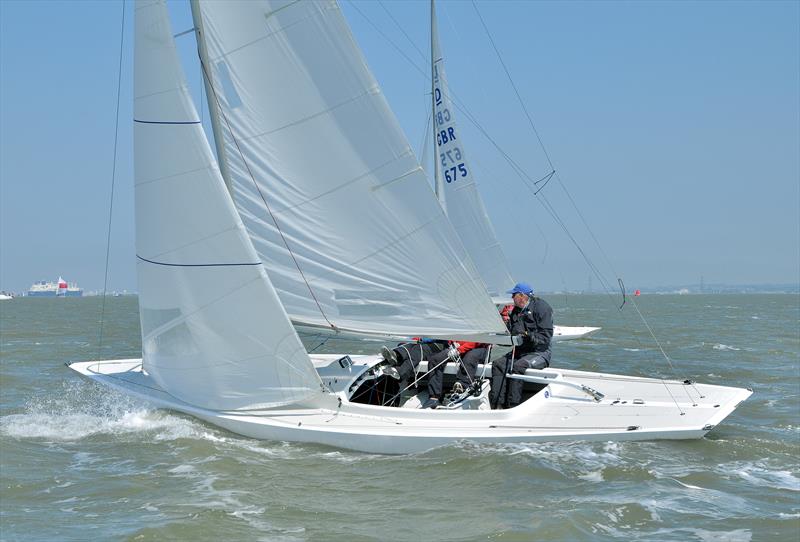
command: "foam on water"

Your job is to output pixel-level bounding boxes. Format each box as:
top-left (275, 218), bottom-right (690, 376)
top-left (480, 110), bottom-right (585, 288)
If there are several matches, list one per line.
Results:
top-left (0, 380), bottom-right (208, 443)
top-left (667, 477), bottom-right (706, 490)
top-left (578, 469), bottom-right (604, 482)
top-left (723, 461), bottom-right (800, 491)
top-left (712, 343), bottom-right (741, 351)
top-left (634, 528), bottom-right (754, 542)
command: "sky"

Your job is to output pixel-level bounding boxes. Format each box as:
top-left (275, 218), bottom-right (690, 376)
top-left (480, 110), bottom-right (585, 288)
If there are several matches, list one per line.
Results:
top-left (1, 0), bottom-right (798, 294)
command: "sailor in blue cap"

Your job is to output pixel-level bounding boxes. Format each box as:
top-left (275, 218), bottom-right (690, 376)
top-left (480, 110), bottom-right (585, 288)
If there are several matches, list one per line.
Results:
top-left (490, 282), bottom-right (554, 409)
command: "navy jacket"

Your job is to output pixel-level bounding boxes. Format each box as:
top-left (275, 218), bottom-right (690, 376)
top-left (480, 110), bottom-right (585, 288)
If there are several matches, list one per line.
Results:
top-left (507, 296), bottom-right (554, 355)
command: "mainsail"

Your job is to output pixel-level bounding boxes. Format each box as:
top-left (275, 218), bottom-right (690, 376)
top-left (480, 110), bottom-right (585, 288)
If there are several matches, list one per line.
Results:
top-left (193, 0), bottom-right (507, 340)
top-left (134, 0), bottom-right (322, 410)
top-left (430, 2), bottom-right (515, 297)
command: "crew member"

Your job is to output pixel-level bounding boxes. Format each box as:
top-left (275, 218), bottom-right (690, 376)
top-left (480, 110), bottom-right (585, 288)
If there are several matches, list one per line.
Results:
top-left (490, 282), bottom-right (553, 409)
top-left (380, 339), bottom-right (448, 402)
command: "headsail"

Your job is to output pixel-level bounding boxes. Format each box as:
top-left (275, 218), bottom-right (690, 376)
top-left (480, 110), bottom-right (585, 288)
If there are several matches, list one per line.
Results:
top-left (134, 0), bottom-right (323, 410)
top-left (193, 0), bottom-right (507, 340)
top-left (431, 1), bottom-right (515, 297)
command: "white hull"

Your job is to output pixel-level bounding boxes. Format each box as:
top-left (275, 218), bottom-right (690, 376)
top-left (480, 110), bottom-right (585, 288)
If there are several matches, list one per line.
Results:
top-left (68, 356), bottom-right (751, 454)
top-left (490, 297), bottom-right (600, 341)
top-left (553, 325), bottom-right (601, 341)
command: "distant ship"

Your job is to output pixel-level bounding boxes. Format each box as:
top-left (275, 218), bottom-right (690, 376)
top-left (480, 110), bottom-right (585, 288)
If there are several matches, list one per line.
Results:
top-left (27, 277), bottom-right (83, 297)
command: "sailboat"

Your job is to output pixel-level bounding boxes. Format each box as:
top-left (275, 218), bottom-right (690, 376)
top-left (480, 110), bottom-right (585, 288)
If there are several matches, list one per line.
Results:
top-left (69, 0), bottom-right (750, 454)
top-left (427, 2), bottom-right (599, 341)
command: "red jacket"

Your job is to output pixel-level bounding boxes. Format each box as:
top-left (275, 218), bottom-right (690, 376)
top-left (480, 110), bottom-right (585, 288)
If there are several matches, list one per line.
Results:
top-left (411, 338), bottom-right (483, 354)
top-left (453, 341), bottom-right (482, 354)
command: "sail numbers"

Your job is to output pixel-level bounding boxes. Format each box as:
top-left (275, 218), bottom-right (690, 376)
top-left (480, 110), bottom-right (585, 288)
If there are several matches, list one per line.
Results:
top-left (433, 71), bottom-right (469, 184)
top-left (436, 127), bottom-right (457, 146)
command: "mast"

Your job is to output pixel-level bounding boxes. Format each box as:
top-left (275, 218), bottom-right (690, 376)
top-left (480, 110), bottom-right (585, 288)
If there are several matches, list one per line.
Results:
top-left (431, 0), bottom-right (446, 212)
top-left (190, 0), bottom-right (233, 197)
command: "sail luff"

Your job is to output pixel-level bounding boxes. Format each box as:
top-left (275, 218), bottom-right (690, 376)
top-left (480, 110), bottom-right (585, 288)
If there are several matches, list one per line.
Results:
top-left (189, 0), bottom-right (233, 197)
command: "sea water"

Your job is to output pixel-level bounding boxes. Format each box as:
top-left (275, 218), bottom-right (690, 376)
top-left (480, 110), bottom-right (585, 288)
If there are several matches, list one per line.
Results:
top-left (1, 294), bottom-right (798, 541)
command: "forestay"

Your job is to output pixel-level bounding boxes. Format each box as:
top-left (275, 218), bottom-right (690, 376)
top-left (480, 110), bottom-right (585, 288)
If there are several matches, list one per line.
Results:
top-left (134, 0), bottom-right (323, 410)
top-left (431, 2), bottom-right (515, 298)
top-left (194, 0), bottom-right (507, 340)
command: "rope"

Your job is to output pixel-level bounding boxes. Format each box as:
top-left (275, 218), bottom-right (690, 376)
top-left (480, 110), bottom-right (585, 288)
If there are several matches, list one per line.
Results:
top-left (98, 0), bottom-right (126, 356)
top-left (380, 347), bottom-right (455, 406)
top-left (307, 334), bottom-right (332, 353)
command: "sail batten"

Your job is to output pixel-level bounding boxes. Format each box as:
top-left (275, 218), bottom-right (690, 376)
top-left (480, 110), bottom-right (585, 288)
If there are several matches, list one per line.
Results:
top-left (134, 0), bottom-right (323, 411)
top-left (195, 0), bottom-right (507, 338)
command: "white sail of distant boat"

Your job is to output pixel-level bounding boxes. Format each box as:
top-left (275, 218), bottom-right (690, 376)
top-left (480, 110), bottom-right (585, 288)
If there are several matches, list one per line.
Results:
top-left (70, 0), bottom-right (751, 454)
top-left (429, 2), bottom-right (598, 340)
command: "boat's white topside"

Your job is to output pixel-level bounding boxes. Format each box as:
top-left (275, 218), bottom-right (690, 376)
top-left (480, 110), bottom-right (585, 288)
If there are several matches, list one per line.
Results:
top-left (552, 325), bottom-right (602, 341)
top-left (68, 355), bottom-right (751, 454)
top-left (490, 298), bottom-right (601, 341)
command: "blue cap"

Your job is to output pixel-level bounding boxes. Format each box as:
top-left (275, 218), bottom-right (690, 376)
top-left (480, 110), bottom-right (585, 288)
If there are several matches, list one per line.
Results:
top-left (507, 282), bottom-right (534, 296)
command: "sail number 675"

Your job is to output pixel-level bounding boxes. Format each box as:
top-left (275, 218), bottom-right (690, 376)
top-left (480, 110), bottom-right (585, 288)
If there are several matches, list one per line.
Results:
top-left (444, 163), bottom-right (468, 183)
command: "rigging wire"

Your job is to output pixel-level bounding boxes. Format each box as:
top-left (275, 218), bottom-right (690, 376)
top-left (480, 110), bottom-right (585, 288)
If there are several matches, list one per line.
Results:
top-left (417, 108), bottom-right (432, 169)
top-left (470, 0), bottom-right (622, 287)
top-left (352, 1), bottom-right (691, 405)
top-left (468, 0), bottom-right (619, 300)
top-left (346, 0), bottom-right (617, 301)
top-left (377, 0), bottom-right (426, 61)
top-left (98, 0), bottom-right (126, 355)
top-left (365, 0), bottom-right (574, 297)
top-left (469, 1), bottom-right (690, 391)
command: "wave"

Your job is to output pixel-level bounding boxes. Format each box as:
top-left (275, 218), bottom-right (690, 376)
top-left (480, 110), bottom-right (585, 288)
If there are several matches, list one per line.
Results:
top-left (0, 381), bottom-right (209, 442)
top-left (724, 461), bottom-right (800, 492)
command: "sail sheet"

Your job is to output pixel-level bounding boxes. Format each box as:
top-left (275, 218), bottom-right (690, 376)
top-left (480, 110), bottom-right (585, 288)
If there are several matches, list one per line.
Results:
top-left (431, 3), bottom-right (515, 297)
top-left (134, 0), bottom-right (322, 410)
top-left (193, 0), bottom-right (507, 339)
